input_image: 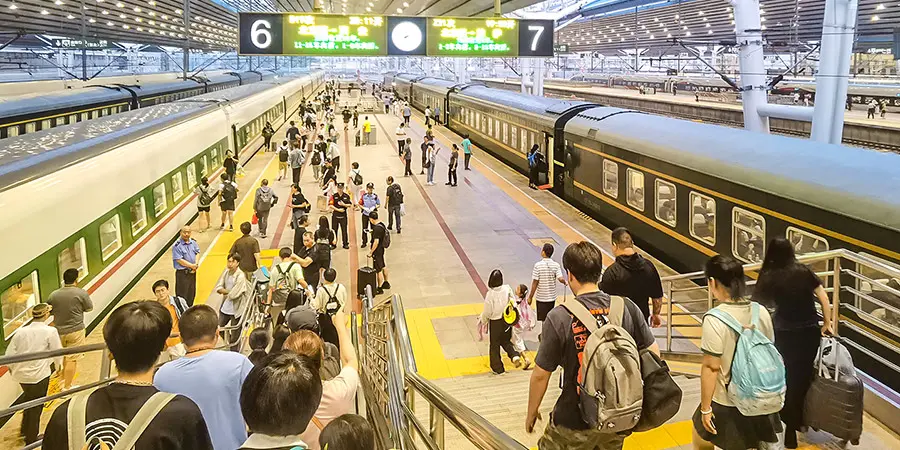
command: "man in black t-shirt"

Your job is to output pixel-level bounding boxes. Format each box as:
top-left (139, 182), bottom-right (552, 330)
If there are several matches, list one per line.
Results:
top-left (286, 121), bottom-right (300, 147)
top-left (385, 176), bottom-right (403, 233)
top-left (295, 231), bottom-right (327, 290)
top-left (526, 242), bottom-right (657, 450)
top-left (330, 183), bottom-right (352, 249)
top-left (341, 107), bottom-right (352, 129)
top-left (368, 211), bottom-right (391, 295)
top-left (600, 227), bottom-right (665, 326)
top-left (43, 302), bottom-right (212, 450)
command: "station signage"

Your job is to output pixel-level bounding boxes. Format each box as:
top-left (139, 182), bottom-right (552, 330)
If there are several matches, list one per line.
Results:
top-left (51, 38), bottom-right (114, 49)
top-left (239, 12), bottom-right (554, 58)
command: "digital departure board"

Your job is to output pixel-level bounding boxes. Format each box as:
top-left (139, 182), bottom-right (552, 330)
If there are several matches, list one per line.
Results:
top-left (238, 13), bottom-right (554, 57)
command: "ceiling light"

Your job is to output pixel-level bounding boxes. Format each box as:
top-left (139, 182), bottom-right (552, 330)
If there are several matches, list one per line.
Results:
top-left (123, 24), bottom-right (129, 28)
top-left (119, 13), bottom-right (126, 18)
top-left (67, 13), bottom-right (74, 18)
top-left (705, 23), bottom-right (710, 27)
top-left (685, 31), bottom-right (691, 36)
top-left (707, 30), bottom-right (712, 34)
top-left (115, 1), bottom-right (122, 6)
top-left (396, 7), bottom-right (402, 12)
top-left (101, 9), bottom-right (108, 14)
top-left (54, 0), bottom-right (63, 4)
top-left (674, 14), bottom-right (679, 19)
top-left (148, 0), bottom-right (155, 4)
top-left (653, 18), bottom-right (658, 22)
top-left (666, 33), bottom-right (671, 38)
top-left (877, 3), bottom-right (885, 9)
top-left (107, 21), bottom-right (113, 25)
top-left (402, 1), bottom-right (408, 6)
top-left (89, 17), bottom-right (96, 22)
top-left (40, 8), bottom-right (48, 14)
top-left (134, 6), bottom-right (140, 11)
top-left (7, 2), bottom-right (16, 8)
top-left (871, 15), bottom-right (880, 21)
top-left (649, 35), bottom-right (654, 39)
top-left (148, 11), bottom-right (154, 15)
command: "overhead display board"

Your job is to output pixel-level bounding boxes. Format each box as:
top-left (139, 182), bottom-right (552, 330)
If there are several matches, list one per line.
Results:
top-left (239, 12), bottom-right (554, 57)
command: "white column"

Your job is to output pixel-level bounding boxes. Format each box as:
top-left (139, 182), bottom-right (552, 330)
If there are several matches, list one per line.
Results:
top-left (520, 57), bottom-right (529, 94)
top-left (730, 0), bottom-right (769, 133)
top-left (829, 0), bottom-right (859, 144)
top-left (534, 59), bottom-right (545, 96)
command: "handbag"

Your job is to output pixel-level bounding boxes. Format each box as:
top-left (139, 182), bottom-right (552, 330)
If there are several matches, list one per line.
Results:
top-left (251, 214), bottom-right (258, 225)
top-left (400, 204), bottom-right (407, 216)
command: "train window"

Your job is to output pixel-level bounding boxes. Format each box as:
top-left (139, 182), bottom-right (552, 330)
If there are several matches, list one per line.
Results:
top-left (58, 237), bottom-right (89, 284)
top-left (100, 215), bottom-right (122, 261)
top-left (626, 169), bottom-right (645, 211)
top-left (153, 184), bottom-right (167, 217)
top-left (2, 271), bottom-right (40, 337)
top-left (521, 129), bottom-right (527, 152)
top-left (186, 163), bottom-right (197, 188)
top-left (200, 156), bottom-right (209, 176)
top-left (510, 126), bottom-right (517, 149)
top-left (655, 179), bottom-right (676, 227)
top-left (502, 122), bottom-right (508, 143)
top-left (8, 125), bottom-right (19, 137)
top-left (211, 148), bottom-right (219, 166)
top-left (487, 117), bottom-right (493, 137)
top-left (26, 122), bottom-right (36, 133)
top-left (69, 114), bottom-right (77, 124)
top-left (732, 208), bottom-right (766, 263)
top-left (42, 119), bottom-right (51, 129)
top-left (131, 197), bottom-right (148, 236)
top-left (81, 112), bottom-right (89, 121)
top-left (786, 227), bottom-right (829, 255)
top-left (475, 112), bottom-right (481, 130)
top-left (494, 119), bottom-right (500, 139)
top-left (690, 192), bottom-right (716, 246)
top-left (602, 160), bottom-right (619, 198)
top-left (54, 117), bottom-right (63, 127)
top-left (171, 172), bottom-right (184, 200)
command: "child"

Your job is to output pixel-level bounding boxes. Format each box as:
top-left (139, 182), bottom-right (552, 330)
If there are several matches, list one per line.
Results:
top-left (248, 328), bottom-right (270, 366)
top-left (513, 284), bottom-right (536, 369)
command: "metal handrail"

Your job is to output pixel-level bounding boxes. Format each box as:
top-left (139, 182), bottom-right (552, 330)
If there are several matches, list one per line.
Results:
top-left (0, 342), bottom-right (105, 366)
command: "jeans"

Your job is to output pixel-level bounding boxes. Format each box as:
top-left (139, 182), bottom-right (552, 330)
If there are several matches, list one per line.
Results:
top-left (361, 213), bottom-right (372, 246)
top-left (489, 319), bottom-right (519, 374)
top-left (464, 153), bottom-right (471, 169)
top-left (427, 163), bottom-right (435, 183)
top-left (397, 140), bottom-right (405, 155)
top-left (256, 209), bottom-right (270, 236)
top-left (448, 168), bottom-right (457, 185)
top-left (388, 205), bottom-right (402, 231)
top-left (404, 159), bottom-right (412, 176)
top-left (312, 164), bottom-right (321, 181)
top-left (13, 376), bottom-right (50, 444)
top-left (403, 115), bottom-right (410, 125)
top-left (219, 313), bottom-right (240, 351)
top-left (292, 167), bottom-right (301, 184)
top-left (332, 214), bottom-right (348, 247)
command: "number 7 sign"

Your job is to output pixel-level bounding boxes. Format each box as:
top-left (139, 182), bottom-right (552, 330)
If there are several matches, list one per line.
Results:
top-left (518, 19), bottom-right (555, 57)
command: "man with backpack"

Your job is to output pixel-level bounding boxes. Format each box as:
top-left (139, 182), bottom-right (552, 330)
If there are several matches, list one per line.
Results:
top-left (341, 106), bottom-right (352, 130)
top-left (313, 268), bottom-right (348, 349)
top-left (385, 176), bottom-right (403, 234)
top-left (311, 142), bottom-right (324, 182)
top-left (368, 211), bottom-right (391, 295)
top-left (253, 179), bottom-right (278, 239)
top-left (219, 174), bottom-right (238, 232)
top-left (270, 247), bottom-right (313, 324)
top-left (289, 144), bottom-right (305, 185)
top-left (43, 302), bottom-right (213, 450)
top-left (525, 241), bottom-right (658, 450)
top-left (277, 140), bottom-right (290, 181)
top-left (286, 121), bottom-right (300, 148)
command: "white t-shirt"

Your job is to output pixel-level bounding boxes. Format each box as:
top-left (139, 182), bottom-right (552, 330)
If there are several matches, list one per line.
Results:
top-left (299, 366), bottom-right (360, 450)
top-left (532, 258), bottom-right (563, 303)
top-left (701, 301), bottom-right (775, 407)
top-left (314, 283), bottom-right (347, 315)
top-left (396, 126), bottom-right (407, 139)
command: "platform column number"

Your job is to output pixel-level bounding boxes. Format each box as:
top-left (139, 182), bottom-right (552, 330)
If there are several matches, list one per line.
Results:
top-left (239, 13), bottom-right (283, 55)
top-left (518, 19), bottom-right (555, 57)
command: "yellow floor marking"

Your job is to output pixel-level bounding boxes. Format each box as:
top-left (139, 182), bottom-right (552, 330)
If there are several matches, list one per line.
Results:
top-left (195, 155), bottom-right (280, 305)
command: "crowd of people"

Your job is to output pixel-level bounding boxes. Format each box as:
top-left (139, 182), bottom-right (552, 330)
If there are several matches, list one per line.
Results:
top-left (4, 78), bottom-right (844, 450)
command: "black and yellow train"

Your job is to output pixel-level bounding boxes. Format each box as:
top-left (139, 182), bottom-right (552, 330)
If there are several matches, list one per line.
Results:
top-left (386, 73), bottom-right (900, 391)
top-left (0, 71), bottom-right (277, 139)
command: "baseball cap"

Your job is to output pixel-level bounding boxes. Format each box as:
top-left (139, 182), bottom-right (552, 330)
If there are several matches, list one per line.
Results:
top-left (31, 303), bottom-right (51, 318)
top-left (285, 304), bottom-right (319, 334)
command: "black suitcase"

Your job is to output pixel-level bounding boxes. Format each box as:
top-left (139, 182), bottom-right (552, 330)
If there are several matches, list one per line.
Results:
top-left (357, 260), bottom-right (377, 300)
top-left (803, 338), bottom-right (864, 445)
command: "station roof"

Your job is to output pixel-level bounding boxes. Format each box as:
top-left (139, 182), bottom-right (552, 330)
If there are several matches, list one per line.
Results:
top-left (557, 0), bottom-right (900, 54)
top-left (0, 0), bottom-right (238, 50)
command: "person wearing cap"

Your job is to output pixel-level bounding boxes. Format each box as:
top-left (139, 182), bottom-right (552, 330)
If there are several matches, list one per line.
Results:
top-left (283, 305), bottom-right (341, 379)
top-left (6, 303), bottom-right (62, 444)
top-left (330, 183), bottom-right (352, 250)
top-left (357, 182), bottom-right (380, 248)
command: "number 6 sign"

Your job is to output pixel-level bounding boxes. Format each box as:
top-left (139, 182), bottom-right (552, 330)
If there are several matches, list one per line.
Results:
top-left (239, 13), bottom-right (283, 55)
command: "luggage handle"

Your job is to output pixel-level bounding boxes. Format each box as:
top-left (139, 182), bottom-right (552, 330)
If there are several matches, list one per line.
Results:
top-left (816, 336), bottom-right (844, 382)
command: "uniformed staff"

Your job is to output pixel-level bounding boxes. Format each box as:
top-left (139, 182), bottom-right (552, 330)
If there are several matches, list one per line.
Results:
top-left (172, 226), bottom-right (200, 306)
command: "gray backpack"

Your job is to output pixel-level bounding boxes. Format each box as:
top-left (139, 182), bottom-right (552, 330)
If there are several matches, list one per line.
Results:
top-left (256, 188), bottom-right (275, 212)
top-left (563, 296), bottom-right (643, 432)
top-left (67, 389), bottom-right (176, 450)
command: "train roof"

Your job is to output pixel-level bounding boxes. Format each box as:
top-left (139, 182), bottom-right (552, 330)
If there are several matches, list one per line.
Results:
top-left (130, 79), bottom-right (202, 96)
top-left (204, 73), bottom-right (241, 84)
top-left (566, 108), bottom-right (900, 232)
top-left (0, 87), bottom-right (132, 119)
top-left (457, 85), bottom-right (593, 117)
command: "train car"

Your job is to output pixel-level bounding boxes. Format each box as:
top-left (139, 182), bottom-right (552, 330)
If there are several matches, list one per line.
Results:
top-left (0, 72), bottom-right (258, 140)
top-left (410, 78), bottom-right (459, 123)
top-left (0, 71), bottom-right (324, 352)
top-left (448, 85), bottom-right (594, 179)
top-left (392, 73), bottom-right (423, 102)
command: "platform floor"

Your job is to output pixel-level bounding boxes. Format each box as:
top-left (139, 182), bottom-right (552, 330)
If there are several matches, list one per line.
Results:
top-left (3, 98), bottom-right (898, 450)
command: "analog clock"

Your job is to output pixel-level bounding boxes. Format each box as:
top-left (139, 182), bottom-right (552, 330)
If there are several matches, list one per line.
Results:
top-left (391, 20), bottom-right (423, 52)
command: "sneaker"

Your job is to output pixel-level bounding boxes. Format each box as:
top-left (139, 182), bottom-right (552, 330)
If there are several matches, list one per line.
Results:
top-left (381, 281), bottom-right (391, 290)
top-left (375, 287), bottom-right (384, 295)
top-left (343, 244), bottom-right (350, 249)
top-left (220, 224), bottom-right (225, 230)
top-left (229, 226), bottom-right (234, 232)
top-left (260, 234), bottom-right (267, 239)
top-left (445, 182), bottom-right (452, 185)
top-left (512, 356), bottom-right (523, 368)
top-left (397, 229), bottom-right (401, 234)
top-left (491, 371), bottom-right (504, 376)
top-left (361, 243), bottom-right (368, 248)
top-left (387, 226), bottom-right (392, 230)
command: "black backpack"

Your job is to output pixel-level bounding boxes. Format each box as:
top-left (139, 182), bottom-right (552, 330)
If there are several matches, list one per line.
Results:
top-left (312, 151), bottom-right (322, 165)
top-left (379, 223), bottom-right (391, 248)
top-left (279, 147), bottom-right (289, 162)
top-left (393, 185), bottom-right (404, 204)
top-left (222, 182), bottom-right (237, 201)
top-left (353, 171), bottom-right (363, 186)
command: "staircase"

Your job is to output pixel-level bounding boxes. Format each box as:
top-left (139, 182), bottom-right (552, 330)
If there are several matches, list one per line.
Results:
top-left (412, 369), bottom-right (700, 449)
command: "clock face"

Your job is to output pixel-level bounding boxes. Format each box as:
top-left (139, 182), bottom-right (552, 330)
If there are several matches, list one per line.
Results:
top-left (392, 21), bottom-right (423, 52)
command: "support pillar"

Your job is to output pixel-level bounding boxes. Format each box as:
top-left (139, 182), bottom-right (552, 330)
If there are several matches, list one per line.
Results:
top-left (811, 0), bottom-right (858, 144)
top-left (520, 58), bottom-right (529, 94)
top-left (730, 0), bottom-right (769, 133)
top-left (533, 59), bottom-right (544, 96)
top-left (182, 0), bottom-right (190, 79)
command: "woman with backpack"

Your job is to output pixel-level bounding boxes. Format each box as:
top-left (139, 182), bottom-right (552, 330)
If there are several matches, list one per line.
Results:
top-left (751, 238), bottom-right (833, 448)
top-left (194, 176), bottom-right (217, 232)
top-left (694, 255), bottom-right (783, 450)
top-left (219, 174), bottom-right (239, 232)
top-left (479, 269), bottom-right (524, 375)
top-left (262, 122), bottom-right (275, 151)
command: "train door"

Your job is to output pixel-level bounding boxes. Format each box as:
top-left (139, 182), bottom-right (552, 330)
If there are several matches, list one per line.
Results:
top-left (544, 132), bottom-right (555, 190)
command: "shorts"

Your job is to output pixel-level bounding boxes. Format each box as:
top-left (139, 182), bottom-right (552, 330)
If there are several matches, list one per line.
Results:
top-left (536, 300), bottom-right (555, 321)
top-left (373, 251), bottom-right (385, 272)
top-left (197, 205), bottom-right (210, 213)
top-left (538, 419), bottom-right (625, 450)
top-left (60, 330), bottom-right (86, 362)
top-left (220, 200), bottom-right (235, 212)
top-left (279, 161), bottom-right (289, 171)
top-left (692, 403), bottom-right (782, 450)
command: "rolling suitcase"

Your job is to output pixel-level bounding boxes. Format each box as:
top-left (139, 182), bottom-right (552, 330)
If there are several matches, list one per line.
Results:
top-left (357, 256), bottom-right (378, 301)
top-left (803, 337), bottom-right (863, 445)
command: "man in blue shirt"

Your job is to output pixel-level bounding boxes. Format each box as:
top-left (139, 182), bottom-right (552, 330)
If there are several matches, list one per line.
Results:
top-left (172, 226), bottom-right (200, 306)
top-left (154, 305), bottom-right (253, 450)
top-left (461, 134), bottom-right (473, 170)
top-left (358, 182), bottom-right (381, 247)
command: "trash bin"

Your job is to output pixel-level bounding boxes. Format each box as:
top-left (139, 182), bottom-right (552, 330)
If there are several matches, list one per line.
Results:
top-left (366, 124), bottom-right (377, 145)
